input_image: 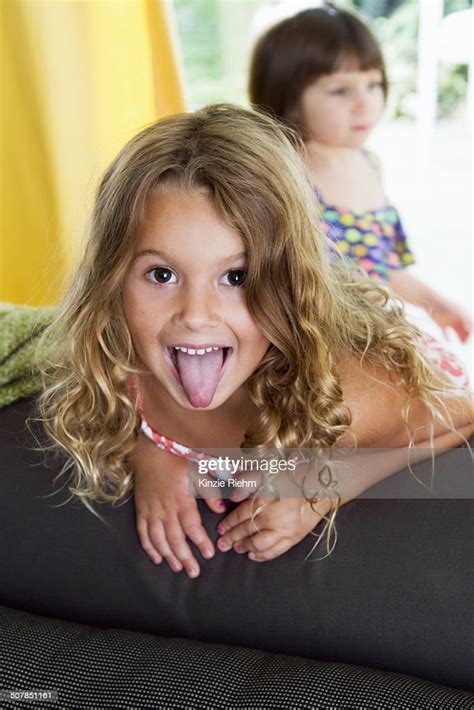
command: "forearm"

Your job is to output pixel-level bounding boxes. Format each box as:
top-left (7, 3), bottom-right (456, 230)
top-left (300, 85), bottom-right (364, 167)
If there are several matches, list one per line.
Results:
top-left (388, 270), bottom-right (447, 311)
top-left (331, 431), bottom-right (470, 502)
top-left (330, 389), bottom-right (473, 502)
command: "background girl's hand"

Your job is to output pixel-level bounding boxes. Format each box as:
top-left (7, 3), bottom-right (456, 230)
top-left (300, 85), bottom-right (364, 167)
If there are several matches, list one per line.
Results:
top-left (215, 495), bottom-right (332, 562)
top-left (132, 434), bottom-right (226, 578)
top-left (429, 300), bottom-right (472, 343)
top-left (388, 271), bottom-right (472, 343)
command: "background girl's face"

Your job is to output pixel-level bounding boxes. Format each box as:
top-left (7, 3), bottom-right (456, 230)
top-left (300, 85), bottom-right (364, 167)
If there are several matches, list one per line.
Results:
top-left (122, 187), bottom-right (269, 410)
top-left (296, 67), bottom-right (385, 148)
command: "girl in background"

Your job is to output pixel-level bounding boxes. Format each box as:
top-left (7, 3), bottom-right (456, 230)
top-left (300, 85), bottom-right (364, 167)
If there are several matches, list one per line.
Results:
top-left (38, 105), bottom-right (472, 580)
top-left (249, 3), bottom-right (471, 344)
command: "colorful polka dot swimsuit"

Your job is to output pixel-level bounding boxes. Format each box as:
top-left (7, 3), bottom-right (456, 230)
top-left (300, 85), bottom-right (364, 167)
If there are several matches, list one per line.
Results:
top-left (316, 188), bottom-right (415, 282)
top-left (315, 188), bottom-right (468, 388)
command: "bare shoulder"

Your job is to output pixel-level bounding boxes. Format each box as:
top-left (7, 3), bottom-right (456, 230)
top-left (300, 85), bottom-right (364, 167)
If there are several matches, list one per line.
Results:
top-left (336, 354), bottom-right (410, 447)
top-left (335, 353), bottom-right (473, 448)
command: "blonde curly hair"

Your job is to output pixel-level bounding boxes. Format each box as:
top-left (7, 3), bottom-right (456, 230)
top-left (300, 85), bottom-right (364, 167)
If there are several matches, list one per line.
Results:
top-left (38, 104), bottom-right (465, 543)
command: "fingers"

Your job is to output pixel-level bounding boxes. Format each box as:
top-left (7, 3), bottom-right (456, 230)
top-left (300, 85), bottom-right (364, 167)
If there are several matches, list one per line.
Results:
top-left (216, 495), bottom-right (328, 561)
top-left (454, 321), bottom-right (471, 343)
top-left (247, 538), bottom-right (293, 561)
top-left (462, 316), bottom-right (473, 340)
top-left (188, 463), bottom-right (228, 513)
top-left (179, 504), bottom-right (215, 563)
top-left (136, 502), bottom-right (216, 579)
top-left (228, 487), bottom-right (253, 503)
top-left (435, 311), bottom-right (472, 344)
top-left (149, 517), bottom-right (201, 578)
top-left (227, 471), bottom-right (261, 503)
top-left (136, 516), bottom-right (163, 566)
top-left (216, 498), bottom-right (280, 554)
top-left (441, 322), bottom-right (468, 344)
top-left (217, 522), bottom-right (292, 561)
top-left (216, 499), bottom-right (256, 535)
top-left (203, 496), bottom-right (227, 514)
top-left (218, 527), bottom-right (278, 554)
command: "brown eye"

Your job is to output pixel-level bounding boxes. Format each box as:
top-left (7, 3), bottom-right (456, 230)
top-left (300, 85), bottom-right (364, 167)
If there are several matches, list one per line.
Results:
top-left (222, 269), bottom-right (246, 287)
top-left (145, 267), bottom-right (177, 284)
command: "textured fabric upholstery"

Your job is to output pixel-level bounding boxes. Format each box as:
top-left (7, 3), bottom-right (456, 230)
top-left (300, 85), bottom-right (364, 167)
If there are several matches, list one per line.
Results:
top-left (1, 605), bottom-right (473, 709)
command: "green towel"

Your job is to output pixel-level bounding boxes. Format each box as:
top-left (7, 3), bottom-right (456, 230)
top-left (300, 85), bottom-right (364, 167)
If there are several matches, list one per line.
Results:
top-left (0, 303), bottom-right (56, 408)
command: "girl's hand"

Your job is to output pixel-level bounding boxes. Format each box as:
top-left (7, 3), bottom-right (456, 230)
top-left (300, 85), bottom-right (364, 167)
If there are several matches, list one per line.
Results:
top-left (430, 301), bottom-right (472, 343)
top-left (132, 434), bottom-right (226, 578)
top-left (215, 495), bottom-right (332, 562)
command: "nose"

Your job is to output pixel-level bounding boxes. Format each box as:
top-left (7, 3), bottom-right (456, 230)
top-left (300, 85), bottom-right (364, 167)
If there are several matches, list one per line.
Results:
top-left (352, 89), bottom-right (370, 115)
top-left (172, 282), bottom-right (221, 331)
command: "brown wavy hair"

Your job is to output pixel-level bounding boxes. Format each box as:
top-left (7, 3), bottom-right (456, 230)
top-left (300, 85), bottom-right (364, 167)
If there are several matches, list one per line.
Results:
top-left (38, 104), bottom-right (465, 549)
top-left (249, 3), bottom-right (388, 137)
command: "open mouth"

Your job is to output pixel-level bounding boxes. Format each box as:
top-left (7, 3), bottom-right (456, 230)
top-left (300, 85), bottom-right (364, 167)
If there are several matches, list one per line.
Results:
top-left (167, 345), bottom-right (232, 370)
top-left (164, 346), bottom-right (233, 408)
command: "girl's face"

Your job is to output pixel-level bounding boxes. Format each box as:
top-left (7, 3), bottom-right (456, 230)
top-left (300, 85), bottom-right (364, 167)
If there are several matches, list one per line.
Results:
top-left (122, 188), bottom-right (270, 410)
top-left (296, 67), bottom-right (385, 148)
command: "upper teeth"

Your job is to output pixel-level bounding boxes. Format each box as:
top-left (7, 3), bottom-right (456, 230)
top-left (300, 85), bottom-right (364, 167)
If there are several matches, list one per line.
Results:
top-left (173, 346), bottom-right (221, 355)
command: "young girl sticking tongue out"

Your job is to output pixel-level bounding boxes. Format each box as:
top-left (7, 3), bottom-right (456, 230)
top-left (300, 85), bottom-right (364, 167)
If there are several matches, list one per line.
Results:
top-left (249, 3), bottom-right (471, 343)
top-left (39, 105), bottom-right (473, 580)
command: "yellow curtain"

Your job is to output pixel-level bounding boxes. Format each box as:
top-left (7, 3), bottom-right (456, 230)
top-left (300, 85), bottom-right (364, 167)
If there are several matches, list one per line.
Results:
top-left (0, 0), bottom-right (185, 306)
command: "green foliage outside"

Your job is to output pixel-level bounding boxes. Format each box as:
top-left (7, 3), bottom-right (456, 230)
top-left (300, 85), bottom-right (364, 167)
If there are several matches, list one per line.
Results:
top-left (173, 0), bottom-right (222, 107)
top-left (173, 0), bottom-right (469, 119)
top-left (368, 0), bottom-right (469, 118)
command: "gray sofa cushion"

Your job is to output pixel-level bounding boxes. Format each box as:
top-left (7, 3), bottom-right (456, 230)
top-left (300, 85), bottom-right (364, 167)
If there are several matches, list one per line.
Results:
top-left (1, 604), bottom-right (473, 709)
top-left (0, 398), bottom-right (473, 692)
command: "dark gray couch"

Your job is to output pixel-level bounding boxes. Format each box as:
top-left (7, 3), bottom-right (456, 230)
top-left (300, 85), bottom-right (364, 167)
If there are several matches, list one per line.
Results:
top-left (1, 398), bottom-right (473, 708)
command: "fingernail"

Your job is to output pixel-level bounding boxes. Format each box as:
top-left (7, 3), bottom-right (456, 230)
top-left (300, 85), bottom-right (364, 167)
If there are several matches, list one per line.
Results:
top-left (248, 552), bottom-right (256, 560)
top-left (217, 539), bottom-right (231, 552)
top-left (171, 561), bottom-right (182, 572)
top-left (202, 547), bottom-right (214, 559)
top-left (234, 543), bottom-right (245, 553)
top-left (188, 567), bottom-right (199, 578)
top-left (218, 500), bottom-right (226, 510)
top-left (217, 525), bottom-right (226, 535)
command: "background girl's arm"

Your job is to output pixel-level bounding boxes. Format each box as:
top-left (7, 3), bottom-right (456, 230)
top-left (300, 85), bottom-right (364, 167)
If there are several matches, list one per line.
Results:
top-left (389, 270), bottom-right (472, 342)
top-left (365, 150), bottom-right (471, 342)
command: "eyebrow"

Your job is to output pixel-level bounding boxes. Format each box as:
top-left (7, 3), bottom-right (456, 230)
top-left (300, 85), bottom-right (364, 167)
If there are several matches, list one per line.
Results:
top-left (133, 249), bottom-right (247, 266)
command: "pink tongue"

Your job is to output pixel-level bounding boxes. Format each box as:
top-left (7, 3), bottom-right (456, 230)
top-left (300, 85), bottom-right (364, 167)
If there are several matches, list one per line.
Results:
top-left (176, 348), bottom-right (225, 408)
